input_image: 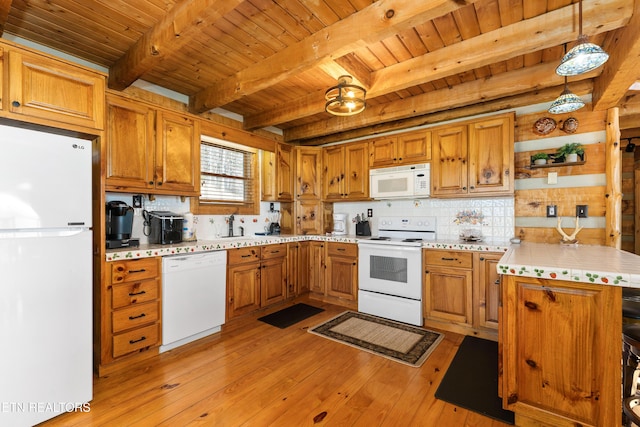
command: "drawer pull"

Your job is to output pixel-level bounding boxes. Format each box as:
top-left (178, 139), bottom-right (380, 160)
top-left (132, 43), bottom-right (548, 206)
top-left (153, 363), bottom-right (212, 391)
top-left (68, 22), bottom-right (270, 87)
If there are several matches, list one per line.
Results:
top-left (241, 254), bottom-right (253, 258)
top-left (441, 257), bottom-right (457, 261)
top-left (129, 336), bottom-right (146, 344)
top-left (129, 290), bottom-right (147, 296)
top-left (337, 248), bottom-right (346, 251)
top-left (269, 250), bottom-right (281, 254)
top-left (128, 269), bottom-right (147, 273)
top-left (129, 313), bottom-right (147, 320)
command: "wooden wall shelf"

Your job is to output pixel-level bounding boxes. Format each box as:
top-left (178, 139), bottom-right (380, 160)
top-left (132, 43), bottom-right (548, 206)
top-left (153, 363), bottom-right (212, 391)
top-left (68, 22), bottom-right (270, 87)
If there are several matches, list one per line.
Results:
top-left (530, 160), bottom-right (586, 169)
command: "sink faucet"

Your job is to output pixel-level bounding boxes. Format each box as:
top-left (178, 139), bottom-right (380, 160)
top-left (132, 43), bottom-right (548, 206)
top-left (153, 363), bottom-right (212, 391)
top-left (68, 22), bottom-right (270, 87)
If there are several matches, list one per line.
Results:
top-left (228, 214), bottom-right (234, 237)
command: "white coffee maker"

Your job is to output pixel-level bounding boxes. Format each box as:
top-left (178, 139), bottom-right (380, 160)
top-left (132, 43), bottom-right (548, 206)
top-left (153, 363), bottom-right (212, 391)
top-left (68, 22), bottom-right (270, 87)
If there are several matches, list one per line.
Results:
top-left (332, 213), bottom-right (348, 235)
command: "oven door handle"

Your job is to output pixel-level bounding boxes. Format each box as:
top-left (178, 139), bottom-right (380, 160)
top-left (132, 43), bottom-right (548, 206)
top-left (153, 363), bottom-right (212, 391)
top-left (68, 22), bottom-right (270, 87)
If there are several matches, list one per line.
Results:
top-left (357, 243), bottom-right (422, 253)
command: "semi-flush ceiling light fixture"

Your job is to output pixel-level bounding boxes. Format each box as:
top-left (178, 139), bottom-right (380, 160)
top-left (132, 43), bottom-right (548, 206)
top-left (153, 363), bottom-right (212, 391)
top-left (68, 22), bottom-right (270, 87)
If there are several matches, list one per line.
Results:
top-left (556, 0), bottom-right (609, 76)
top-left (548, 76), bottom-right (585, 114)
top-left (325, 75), bottom-right (366, 116)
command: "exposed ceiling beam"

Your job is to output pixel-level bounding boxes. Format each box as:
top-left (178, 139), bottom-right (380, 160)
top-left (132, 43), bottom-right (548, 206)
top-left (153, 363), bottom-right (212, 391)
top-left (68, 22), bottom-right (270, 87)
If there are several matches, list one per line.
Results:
top-left (0, 0), bottom-right (12, 37)
top-left (296, 80), bottom-right (594, 146)
top-left (592, 0), bottom-right (640, 111)
top-left (108, 0), bottom-right (244, 90)
top-left (189, 0), bottom-right (481, 114)
top-left (242, 0), bottom-right (631, 130)
top-left (283, 61), bottom-right (597, 142)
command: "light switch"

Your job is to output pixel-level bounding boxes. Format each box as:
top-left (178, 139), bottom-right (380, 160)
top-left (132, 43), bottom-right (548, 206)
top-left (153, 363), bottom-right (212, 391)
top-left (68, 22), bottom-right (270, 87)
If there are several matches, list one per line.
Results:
top-left (547, 172), bottom-right (558, 185)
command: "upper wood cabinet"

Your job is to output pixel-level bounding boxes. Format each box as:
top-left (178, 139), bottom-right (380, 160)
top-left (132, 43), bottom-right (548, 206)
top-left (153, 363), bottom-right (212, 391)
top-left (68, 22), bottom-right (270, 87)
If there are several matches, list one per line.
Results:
top-left (369, 131), bottom-right (431, 168)
top-left (432, 113), bottom-right (514, 198)
top-left (105, 94), bottom-right (200, 196)
top-left (261, 143), bottom-right (294, 201)
top-left (295, 147), bottom-right (322, 200)
top-left (3, 45), bottom-right (105, 131)
top-left (323, 141), bottom-right (369, 201)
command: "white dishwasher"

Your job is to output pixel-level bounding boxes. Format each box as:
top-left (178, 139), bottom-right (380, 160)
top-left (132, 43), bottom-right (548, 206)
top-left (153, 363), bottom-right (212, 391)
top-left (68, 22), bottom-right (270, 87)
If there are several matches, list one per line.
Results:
top-left (160, 250), bottom-right (227, 353)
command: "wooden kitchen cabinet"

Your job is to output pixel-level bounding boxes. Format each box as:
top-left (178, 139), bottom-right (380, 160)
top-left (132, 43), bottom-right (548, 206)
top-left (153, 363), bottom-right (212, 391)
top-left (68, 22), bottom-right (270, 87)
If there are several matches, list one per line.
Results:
top-left (295, 200), bottom-right (323, 235)
top-left (260, 244), bottom-right (287, 307)
top-left (287, 241), bottom-right (310, 297)
top-left (323, 141), bottom-right (369, 201)
top-left (423, 250), bottom-right (473, 327)
top-left (500, 275), bottom-right (621, 427)
top-left (325, 242), bottom-right (358, 301)
top-left (295, 147), bottom-right (322, 200)
top-left (98, 257), bottom-right (162, 376)
top-left (3, 42), bottom-right (105, 131)
top-left (227, 247), bottom-right (261, 319)
top-left (308, 241), bottom-right (325, 294)
top-left (432, 113), bottom-right (513, 198)
top-left (105, 93), bottom-right (200, 196)
top-left (261, 143), bottom-right (294, 201)
top-left (475, 252), bottom-right (502, 330)
top-left (369, 131), bottom-right (431, 168)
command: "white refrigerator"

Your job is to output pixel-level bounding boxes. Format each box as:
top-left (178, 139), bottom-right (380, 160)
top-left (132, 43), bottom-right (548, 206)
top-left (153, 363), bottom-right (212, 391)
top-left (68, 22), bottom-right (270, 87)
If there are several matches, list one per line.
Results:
top-left (0, 124), bottom-right (93, 426)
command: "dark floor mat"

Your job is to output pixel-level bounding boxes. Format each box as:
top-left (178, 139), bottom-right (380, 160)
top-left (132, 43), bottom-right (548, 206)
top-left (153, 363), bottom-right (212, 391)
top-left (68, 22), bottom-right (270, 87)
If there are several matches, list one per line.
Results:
top-left (435, 335), bottom-right (515, 424)
top-left (257, 303), bottom-right (324, 329)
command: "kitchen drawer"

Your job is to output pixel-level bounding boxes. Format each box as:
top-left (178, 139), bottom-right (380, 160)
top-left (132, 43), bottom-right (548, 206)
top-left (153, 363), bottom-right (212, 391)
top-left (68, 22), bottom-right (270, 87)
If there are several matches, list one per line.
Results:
top-left (111, 278), bottom-right (159, 309)
top-left (424, 250), bottom-right (472, 268)
top-left (111, 257), bottom-right (160, 284)
top-left (227, 247), bottom-right (261, 264)
top-left (112, 301), bottom-right (159, 333)
top-left (261, 243), bottom-right (287, 260)
top-left (327, 242), bottom-right (357, 258)
top-left (112, 324), bottom-right (159, 358)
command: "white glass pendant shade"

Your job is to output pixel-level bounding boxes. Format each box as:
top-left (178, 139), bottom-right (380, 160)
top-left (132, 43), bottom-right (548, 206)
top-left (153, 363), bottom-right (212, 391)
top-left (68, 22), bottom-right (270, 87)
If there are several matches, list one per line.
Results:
top-left (325, 76), bottom-right (366, 116)
top-left (556, 34), bottom-right (609, 76)
top-left (548, 82), bottom-right (585, 114)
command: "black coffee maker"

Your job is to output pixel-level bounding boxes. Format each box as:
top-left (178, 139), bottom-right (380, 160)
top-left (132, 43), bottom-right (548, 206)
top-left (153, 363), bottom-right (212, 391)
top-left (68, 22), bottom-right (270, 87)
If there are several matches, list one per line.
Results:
top-left (106, 201), bottom-right (138, 249)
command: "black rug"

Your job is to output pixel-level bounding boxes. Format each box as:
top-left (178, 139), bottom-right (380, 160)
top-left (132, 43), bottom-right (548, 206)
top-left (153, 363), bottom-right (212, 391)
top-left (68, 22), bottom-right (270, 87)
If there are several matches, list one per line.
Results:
top-left (258, 303), bottom-right (324, 329)
top-left (435, 336), bottom-right (515, 424)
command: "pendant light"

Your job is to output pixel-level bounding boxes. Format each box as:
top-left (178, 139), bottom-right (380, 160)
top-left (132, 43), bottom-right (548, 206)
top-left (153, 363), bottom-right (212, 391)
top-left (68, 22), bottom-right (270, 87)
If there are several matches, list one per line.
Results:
top-left (556, 0), bottom-right (609, 76)
top-left (325, 75), bottom-right (366, 116)
top-left (548, 76), bottom-right (585, 114)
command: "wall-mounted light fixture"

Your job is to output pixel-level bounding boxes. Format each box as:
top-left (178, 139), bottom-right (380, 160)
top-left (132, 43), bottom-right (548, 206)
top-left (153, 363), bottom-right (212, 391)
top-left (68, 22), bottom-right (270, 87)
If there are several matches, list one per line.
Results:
top-left (325, 75), bottom-right (366, 116)
top-left (556, 0), bottom-right (609, 76)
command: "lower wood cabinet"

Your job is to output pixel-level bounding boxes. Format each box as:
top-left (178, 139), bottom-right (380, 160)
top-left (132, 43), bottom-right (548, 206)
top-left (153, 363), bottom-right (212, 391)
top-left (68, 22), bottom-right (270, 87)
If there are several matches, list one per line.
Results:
top-left (500, 275), bottom-right (621, 427)
top-left (226, 244), bottom-right (287, 319)
top-left (308, 241), bottom-right (325, 294)
top-left (98, 257), bottom-right (162, 376)
top-left (325, 242), bottom-right (358, 301)
top-left (423, 249), bottom-right (503, 337)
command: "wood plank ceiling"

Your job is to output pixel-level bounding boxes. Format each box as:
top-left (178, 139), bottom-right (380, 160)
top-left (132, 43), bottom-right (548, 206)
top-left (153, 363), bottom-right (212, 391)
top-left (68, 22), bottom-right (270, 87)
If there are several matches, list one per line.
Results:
top-left (1, 0), bottom-right (639, 144)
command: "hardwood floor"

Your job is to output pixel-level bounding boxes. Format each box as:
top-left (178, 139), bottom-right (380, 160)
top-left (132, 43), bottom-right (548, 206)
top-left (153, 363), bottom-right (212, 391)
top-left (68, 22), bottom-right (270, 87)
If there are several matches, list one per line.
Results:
top-left (42, 298), bottom-right (510, 426)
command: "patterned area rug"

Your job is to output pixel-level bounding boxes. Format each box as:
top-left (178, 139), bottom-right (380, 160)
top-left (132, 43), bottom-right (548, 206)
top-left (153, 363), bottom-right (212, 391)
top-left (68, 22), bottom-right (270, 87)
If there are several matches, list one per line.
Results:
top-left (308, 311), bottom-right (444, 367)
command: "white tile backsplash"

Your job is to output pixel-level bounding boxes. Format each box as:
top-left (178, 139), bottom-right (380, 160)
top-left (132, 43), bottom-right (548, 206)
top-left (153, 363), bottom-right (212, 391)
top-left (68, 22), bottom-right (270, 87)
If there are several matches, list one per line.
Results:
top-left (107, 193), bottom-right (515, 243)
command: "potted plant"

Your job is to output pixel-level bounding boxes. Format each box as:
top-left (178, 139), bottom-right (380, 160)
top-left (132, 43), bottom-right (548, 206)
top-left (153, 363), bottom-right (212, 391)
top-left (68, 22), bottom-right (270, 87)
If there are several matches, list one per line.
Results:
top-left (531, 152), bottom-right (549, 165)
top-left (556, 143), bottom-right (584, 163)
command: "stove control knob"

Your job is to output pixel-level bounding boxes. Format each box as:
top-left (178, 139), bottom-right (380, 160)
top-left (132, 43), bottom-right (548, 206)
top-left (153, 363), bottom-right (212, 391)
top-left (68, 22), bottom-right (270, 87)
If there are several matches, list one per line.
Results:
top-left (417, 221), bottom-right (423, 226)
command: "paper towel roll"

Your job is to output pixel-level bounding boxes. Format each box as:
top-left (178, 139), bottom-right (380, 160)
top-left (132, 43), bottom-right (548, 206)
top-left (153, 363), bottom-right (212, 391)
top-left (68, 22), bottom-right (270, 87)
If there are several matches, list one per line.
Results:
top-left (182, 212), bottom-right (196, 241)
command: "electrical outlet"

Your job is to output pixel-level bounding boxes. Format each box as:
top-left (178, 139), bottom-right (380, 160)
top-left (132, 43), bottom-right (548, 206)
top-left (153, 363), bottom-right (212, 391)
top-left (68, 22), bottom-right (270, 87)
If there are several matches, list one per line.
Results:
top-left (367, 208), bottom-right (373, 218)
top-left (132, 195), bottom-right (143, 208)
top-left (546, 205), bottom-right (557, 217)
top-left (576, 205), bottom-right (588, 218)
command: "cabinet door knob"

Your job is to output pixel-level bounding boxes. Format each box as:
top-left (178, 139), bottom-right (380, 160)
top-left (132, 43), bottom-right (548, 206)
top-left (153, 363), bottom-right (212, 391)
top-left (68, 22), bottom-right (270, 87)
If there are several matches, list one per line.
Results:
top-left (11, 100), bottom-right (20, 107)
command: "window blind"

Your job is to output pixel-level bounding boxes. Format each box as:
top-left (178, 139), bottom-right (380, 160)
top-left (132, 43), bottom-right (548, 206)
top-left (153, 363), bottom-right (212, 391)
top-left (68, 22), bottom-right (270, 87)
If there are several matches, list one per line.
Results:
top-left (200, 141), bottom-right (253, 204)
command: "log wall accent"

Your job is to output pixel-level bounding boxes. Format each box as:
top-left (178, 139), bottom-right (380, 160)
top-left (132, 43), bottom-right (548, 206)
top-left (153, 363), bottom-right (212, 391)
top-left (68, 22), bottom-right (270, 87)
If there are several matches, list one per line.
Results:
top-left (605, 108), bottom-right (622, 248)
top-left (514, 108), bottom-right (610, 246)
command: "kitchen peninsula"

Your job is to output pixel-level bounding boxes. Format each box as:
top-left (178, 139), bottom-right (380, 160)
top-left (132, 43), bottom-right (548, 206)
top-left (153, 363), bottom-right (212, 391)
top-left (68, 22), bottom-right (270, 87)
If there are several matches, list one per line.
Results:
top-left (498, 242), bottom-right (635, 427)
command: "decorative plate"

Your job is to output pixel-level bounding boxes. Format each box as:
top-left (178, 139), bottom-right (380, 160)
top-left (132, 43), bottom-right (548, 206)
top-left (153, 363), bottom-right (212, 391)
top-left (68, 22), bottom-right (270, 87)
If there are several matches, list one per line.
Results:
top-left (533, 117), bottom-right (557, 135)
top-left (561, 117), bottom-right (579, 134)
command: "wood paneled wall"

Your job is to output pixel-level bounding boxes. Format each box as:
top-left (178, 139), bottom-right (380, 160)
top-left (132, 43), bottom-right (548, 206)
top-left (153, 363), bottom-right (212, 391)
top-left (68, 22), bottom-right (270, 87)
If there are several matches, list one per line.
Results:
top-left (514, 108), bottom-right (610, 246)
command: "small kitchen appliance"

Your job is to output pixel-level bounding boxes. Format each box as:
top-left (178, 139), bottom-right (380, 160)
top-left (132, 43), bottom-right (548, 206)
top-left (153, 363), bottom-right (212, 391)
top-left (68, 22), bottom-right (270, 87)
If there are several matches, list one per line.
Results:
top-left (106, 200), bottom-right (139, 249)
top-left (145, 211), bottom-right (184, 244)
top-left (332, 213), bottom-right (348, 235)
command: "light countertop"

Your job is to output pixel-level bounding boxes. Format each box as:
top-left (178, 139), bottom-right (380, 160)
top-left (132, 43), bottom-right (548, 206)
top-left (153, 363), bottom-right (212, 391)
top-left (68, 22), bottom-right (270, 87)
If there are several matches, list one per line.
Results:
top-left (105, 235), bottom-right (511, 262)
top-left (498, 242), bottom-right (640, 288)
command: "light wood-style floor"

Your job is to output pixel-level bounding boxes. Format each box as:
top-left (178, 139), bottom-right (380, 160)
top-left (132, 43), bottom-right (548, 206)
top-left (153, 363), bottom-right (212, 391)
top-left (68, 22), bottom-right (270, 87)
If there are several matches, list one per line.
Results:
top-left (42, 297), bottom-right (510, 426)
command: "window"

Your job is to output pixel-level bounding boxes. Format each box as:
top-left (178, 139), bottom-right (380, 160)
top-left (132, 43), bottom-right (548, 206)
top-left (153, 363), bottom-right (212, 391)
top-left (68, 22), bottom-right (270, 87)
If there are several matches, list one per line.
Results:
top-left (193, 136), bottom-right (258, 215)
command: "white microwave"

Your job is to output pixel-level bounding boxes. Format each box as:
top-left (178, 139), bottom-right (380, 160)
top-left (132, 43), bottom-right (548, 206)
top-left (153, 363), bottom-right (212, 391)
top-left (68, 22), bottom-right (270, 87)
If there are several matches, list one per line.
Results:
top-left (369, 163), bottom-right (430, 199)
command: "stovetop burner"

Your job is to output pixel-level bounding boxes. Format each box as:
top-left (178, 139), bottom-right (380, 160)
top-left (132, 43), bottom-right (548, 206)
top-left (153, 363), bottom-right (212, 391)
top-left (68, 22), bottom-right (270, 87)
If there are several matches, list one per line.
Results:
top-left (368, 236), bottom-right (390, 241)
